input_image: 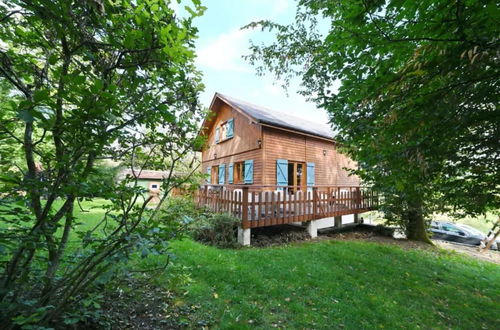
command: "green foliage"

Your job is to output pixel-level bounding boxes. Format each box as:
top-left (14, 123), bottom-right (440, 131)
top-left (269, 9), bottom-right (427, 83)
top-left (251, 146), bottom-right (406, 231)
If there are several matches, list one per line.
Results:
top-left (156, 196), bottom-right (199, 236)
top-left (190, 213), bottom-right (241, 248)
top-left (0, 81), bottom-right (24, 175)
top-left (245, 0), bottom-right (499, 241)
top-left (84, 162), bottom-right (122, 198)
top-left (0, 0), bottom-right (206, 326)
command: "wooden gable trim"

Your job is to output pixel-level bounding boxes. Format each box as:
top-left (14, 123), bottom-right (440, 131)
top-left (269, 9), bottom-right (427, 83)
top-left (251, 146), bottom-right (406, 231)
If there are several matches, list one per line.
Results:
top-left (214, 93), bottom-right (258, 124)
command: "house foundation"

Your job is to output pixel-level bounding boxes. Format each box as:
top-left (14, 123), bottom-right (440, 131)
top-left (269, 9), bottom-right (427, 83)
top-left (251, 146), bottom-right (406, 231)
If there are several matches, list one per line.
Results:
top-left (306, 220), bottom-right (318, 238)
top-left (238, 227), bottom-right (251, 246)
top-left (334, 216), bottom-right (342, 228)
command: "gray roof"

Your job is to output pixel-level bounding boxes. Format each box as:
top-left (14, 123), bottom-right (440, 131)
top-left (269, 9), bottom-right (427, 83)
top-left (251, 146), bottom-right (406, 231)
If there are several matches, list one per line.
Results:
top-left (119, 169), bottom-right (169, 180)
top-left (216, 93), bottom-right (335, 140)
top-left (119, 169), bottom-right (187, 180)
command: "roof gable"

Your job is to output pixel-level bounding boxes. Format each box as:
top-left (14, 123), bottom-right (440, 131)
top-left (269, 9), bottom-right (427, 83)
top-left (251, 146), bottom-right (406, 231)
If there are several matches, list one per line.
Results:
top-left (214, 93), bottom-right (335, 140)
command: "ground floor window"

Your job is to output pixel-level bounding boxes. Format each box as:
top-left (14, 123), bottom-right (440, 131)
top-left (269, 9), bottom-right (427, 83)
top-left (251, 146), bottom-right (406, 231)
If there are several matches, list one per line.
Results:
top-left (233, 162), bottom-right (244, 184)
top-left (211, 165), bottom-right (219, 184)
top-left (277, 159), bottom-right (314, 193)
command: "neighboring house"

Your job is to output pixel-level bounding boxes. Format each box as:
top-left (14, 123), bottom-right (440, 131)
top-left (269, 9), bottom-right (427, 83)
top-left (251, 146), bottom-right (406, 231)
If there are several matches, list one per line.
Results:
top-left (196, 93), bottom-right (377, 245)
top-left (118, 169), bottom-right (186, 203)
top-left (119, 169), bottom-right (165, 203)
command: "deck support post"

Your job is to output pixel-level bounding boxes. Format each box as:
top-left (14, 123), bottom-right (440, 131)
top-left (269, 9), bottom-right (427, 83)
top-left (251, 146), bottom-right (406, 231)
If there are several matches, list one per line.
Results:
top-left (238, 186), bottom-right (251, 246)
top-left (306, 220), bottom-right (318, 238)
top-left (242, 186), bottom-right (249, 228)
top-left (312, 187), bottom-right (318, 219)
top-left (334, 216), bottom-right (342, 228)
top-left (238, 227), bottom-right (251, 246)
top-left (354, 213), bottom-right (359, 224)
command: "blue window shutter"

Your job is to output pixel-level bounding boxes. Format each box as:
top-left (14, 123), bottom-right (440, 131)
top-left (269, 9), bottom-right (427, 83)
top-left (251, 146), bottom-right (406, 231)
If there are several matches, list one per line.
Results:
top-left (227, 118), bottom-right (234, 138)
top-left (206, 166), bottom-right (211, 184)
top-left (228, 163), bottom-right (234, 183)
top-left (307, 162), bottom-right (315, 186)
top-left (218, 164), bottom-right (225, 184)
top-left (215, 127), bottom-right (220, 144)
top-left (276, 159), bottom-right (288, 186)
top-left (244, 160), bottom-right (253, 184)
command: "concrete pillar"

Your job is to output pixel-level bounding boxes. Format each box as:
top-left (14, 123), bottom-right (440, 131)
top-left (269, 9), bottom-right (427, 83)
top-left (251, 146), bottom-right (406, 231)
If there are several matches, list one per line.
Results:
top-left (334, 216), bottom-right (342, 228)
top-left (238, 227), bottom-right (251, 246)
top-left (306, 220), bottom-right (318, 238)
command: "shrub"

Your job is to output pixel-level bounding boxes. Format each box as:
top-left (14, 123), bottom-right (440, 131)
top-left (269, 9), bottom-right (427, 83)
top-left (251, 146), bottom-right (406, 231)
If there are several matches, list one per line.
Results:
top-left (0, 0), bottom-right (205, 326)
top-left (191, 213), bottom-right (241, 248)
top-left (158, 196), bottom-right (199, 228)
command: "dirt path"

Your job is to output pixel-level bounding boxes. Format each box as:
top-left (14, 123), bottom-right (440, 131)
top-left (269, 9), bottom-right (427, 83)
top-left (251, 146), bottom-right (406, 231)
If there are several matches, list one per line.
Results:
top-left (433, 240), bottom-right (500, 264)
top-left (251, 224), bottom-right (500, 264)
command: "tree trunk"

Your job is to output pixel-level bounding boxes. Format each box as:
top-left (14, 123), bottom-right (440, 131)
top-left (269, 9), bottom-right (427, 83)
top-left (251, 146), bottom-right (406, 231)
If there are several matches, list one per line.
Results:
top-left (406, 201), bottom-right (433, 244)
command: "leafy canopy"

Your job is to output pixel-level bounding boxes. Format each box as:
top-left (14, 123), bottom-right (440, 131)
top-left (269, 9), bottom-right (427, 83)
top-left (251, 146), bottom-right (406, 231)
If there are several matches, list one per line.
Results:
top-left (0, 0), bottom-right (206, 326)
top-left (245, 0), bottom-right (499, 239)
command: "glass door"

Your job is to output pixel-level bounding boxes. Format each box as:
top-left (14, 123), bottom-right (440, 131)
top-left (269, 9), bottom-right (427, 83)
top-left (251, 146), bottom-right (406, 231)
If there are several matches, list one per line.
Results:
top-left (287, 161), bottom-right (306, 193)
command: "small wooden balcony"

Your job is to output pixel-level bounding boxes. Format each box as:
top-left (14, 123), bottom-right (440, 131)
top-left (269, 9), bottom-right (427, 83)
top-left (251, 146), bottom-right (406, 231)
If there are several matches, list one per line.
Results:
top-left (196, 185), bottom-right (378, 229)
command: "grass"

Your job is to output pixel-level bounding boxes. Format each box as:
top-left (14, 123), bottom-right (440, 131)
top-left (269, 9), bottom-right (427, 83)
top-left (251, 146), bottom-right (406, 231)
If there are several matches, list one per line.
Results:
top-left (69, 200), bottom-right (499, 328)
top-left (152, 239), bottom-right (500, 329)
top-left (5, 199), bottom-right (499, 328)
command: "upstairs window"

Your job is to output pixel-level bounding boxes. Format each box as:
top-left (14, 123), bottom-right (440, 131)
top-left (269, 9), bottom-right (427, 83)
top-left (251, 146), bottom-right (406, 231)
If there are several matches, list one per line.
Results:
top-left (214, 118), bottom-right (234, 144)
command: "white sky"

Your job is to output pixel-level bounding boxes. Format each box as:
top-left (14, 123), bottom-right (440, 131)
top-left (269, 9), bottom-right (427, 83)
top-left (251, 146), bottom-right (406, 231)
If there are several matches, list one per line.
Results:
top-left (191, 0), bottom-right (331, 125)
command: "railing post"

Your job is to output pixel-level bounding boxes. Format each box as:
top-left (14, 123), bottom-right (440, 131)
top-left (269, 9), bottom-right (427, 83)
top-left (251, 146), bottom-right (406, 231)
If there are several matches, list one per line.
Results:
top-left (204, 185), bottom-right (208, 206)
top-left (356, 187), bottom-right (361, 210)
top-left (242, 186), bottom-right (249, 229)
top-left (312, 187), bottom-right (318, 219)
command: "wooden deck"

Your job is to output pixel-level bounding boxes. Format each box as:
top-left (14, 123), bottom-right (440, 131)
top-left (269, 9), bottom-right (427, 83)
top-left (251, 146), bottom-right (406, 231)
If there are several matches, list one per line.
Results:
top-left (197, 185), bottom-right (378, 229)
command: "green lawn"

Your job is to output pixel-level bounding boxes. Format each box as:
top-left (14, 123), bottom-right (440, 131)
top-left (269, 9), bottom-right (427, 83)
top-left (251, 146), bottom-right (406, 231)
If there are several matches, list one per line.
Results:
top-left (150, 239), bottom-right (500, 329)
top-left (68, 200), bottom-right (499, 329)
top-left (6, 199), bottom-right (498, 328)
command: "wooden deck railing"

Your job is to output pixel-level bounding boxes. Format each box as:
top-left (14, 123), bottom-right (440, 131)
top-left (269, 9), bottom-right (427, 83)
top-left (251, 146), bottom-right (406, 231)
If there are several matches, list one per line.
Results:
top-left (196, 185), bottom-right (378, 229)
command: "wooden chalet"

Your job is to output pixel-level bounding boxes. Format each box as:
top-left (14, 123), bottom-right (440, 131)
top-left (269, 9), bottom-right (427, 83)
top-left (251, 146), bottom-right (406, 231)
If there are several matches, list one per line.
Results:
top-left (196, 93), bottom-right (377, 245)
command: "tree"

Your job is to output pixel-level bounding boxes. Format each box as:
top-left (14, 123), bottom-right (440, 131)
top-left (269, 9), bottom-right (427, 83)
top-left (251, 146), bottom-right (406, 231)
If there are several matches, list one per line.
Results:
top-left (245, 0), bottom-right (499, 242)
top-left (0, 80), bottom-right (24, 174)
top-left (0, 0), bottom-right (205, 326)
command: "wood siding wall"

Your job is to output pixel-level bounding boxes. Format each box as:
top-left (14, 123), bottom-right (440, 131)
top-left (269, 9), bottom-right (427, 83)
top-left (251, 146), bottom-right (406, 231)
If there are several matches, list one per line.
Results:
top-left (202, 149), bottom-right (263, 185)
top-left (201, 99), bottom-right (263, 185)
top-left (262, 127), bottom-right (359, 186)
top-left (200, 99), bottom-right (359, 187)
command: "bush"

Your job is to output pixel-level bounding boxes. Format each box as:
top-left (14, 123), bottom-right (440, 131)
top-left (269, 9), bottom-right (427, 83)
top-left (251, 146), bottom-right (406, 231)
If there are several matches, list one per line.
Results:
top-left (158, 196), bottom-right (199, 228)
top-left (191, 213), bottom-right (241, 248)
